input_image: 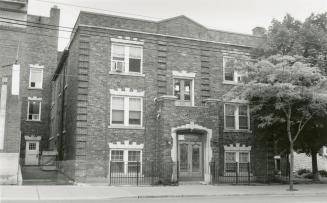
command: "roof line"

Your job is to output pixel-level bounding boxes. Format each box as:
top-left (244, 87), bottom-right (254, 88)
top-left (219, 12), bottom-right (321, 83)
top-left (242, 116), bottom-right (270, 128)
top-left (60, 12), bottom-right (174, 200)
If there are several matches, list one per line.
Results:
top-left (78, 24), bottom-right (257, 48)
top-left (78, 11), bottom-right (260, 38)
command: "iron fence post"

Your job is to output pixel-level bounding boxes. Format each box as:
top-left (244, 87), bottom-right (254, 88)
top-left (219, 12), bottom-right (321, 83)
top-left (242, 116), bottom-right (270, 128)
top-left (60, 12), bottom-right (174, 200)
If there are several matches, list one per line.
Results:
top-left (236, 162), bottom-right (239, 184)
top-left (136, 161), bottom-right (139, 186)
top-left (109, 161), bottom-right (111, 185)
top-left (248, 162), bottom-right (251, 185)
top-left (151, 161), bottom-right (154, 185)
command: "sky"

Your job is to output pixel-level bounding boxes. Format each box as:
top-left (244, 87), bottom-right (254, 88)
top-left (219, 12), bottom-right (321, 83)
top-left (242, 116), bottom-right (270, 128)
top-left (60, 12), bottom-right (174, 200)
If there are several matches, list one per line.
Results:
top-left (27, 0), bottom-right (327, 51)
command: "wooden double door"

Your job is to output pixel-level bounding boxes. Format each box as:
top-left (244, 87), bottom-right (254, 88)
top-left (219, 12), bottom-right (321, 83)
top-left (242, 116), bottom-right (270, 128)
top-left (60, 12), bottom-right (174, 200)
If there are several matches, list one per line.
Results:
top-left (178, 139), bottom-right (203, 180)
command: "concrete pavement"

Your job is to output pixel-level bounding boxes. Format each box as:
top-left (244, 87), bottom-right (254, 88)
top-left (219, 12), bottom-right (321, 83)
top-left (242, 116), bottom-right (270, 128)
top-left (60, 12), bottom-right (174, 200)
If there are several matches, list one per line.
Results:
top-left (1, 184), bottom-right (327, 201)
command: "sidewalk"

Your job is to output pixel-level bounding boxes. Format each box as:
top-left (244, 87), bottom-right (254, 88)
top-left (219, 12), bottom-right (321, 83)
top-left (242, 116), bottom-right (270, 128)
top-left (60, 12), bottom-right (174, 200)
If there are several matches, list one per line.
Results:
top-left (1, 184), bottom-right (327, 201)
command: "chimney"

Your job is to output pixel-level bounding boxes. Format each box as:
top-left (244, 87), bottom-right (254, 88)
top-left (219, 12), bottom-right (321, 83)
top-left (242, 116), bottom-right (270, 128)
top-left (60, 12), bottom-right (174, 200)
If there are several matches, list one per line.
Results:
top-left (252, 27), bottom-right (266, 37)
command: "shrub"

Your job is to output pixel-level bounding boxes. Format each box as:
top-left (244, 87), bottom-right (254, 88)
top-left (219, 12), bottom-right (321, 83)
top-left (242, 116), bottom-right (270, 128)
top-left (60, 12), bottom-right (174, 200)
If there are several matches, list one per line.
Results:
top-left (297, 168), bottom-right (311, 175)
top-left (319, 170), bottom-right (327, 177)
top-left (303, 173), bottom-right (313, 179)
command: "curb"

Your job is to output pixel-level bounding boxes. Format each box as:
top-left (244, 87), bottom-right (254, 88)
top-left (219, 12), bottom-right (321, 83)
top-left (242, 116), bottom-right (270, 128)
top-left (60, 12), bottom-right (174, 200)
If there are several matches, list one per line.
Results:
top-left (114, 192), bottom-right (327, 200)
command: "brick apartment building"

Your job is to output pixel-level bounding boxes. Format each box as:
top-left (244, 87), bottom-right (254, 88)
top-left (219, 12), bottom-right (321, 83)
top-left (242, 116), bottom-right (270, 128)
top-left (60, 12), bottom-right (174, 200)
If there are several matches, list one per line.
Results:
top-left (51, 11), bottom-right (274, 184)
top-left (0, 0), bottom-right (59, 184)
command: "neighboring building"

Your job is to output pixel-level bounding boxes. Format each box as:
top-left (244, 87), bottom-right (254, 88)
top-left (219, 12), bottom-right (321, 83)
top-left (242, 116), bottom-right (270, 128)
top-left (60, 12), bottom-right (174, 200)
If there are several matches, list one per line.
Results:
top-left (0, 0), bottom-right (59, 184)
top-left (51, 12), bottom-right (273, 183)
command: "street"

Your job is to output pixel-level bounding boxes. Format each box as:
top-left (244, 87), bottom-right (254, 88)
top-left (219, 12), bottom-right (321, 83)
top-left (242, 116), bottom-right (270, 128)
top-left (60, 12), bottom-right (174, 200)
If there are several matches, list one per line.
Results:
top-left (2, 194), bottom-right (327, 203)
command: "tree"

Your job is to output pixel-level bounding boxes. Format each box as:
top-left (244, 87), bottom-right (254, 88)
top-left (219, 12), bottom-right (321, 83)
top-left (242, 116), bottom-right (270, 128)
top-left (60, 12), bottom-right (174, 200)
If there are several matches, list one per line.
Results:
top-left (226, 55), bottom-right (327, 190)
top-left (255, 13), bottom-right (327, 74)
top-left (252, 12), bottom-right (327, 184)
top-left (298, 98), bottom-right (327, 181)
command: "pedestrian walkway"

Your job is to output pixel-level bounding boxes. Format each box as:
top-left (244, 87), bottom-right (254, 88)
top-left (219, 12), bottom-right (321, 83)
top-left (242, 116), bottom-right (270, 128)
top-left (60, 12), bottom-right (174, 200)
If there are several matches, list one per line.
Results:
top-left (21, 166), bottom-right (72, 185)
top-left (1, 184), bottom-right (327, 201)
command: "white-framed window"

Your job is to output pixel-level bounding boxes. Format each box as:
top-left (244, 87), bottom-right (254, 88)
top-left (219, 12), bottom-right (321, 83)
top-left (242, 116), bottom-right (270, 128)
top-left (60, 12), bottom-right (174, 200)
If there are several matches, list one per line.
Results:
top-left (110, 96), bottom-right (143, 127)
top-left (111, 43), bottom-right (143, 74)
top-left (224, 103), bottom-right (250, 130)
top-left (223, 56), bottom-right (247, 84)
top-left (110, 149), bottom-right (142, 175)
top-left (174, 78), bottom-right (193, 105)
top-left (28, 142), bottom-right (37, 150)
top-left (224, 150), bottom-right (250, 175)
top-left (29, 66), bottom-right (43, 88)
top-left (172, 71), bottom-right (196, 106)
top-left (27, 99), bottom-right (42, 121)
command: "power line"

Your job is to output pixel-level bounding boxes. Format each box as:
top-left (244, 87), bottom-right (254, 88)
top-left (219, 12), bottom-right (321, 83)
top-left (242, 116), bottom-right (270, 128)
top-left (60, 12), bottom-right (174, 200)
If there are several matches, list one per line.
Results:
top-left (33, 0), bottom-right (162, 20)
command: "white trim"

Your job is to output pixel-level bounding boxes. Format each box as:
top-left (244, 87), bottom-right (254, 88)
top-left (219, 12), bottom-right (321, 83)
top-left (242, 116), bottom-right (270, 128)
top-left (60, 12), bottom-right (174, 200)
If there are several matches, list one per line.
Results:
top-left (11, 64), bottom-right (20, 95)
top-left (109, 71), bottom-right (145, 77)
top-left (173, 77), bottom-right (195, 106)
top-left (171, 122), bottom-right (212, 183)
top-left (108, 141), bottom-right (144, 176)
top-left (0, 78), bottom-right (8, 150)
top-left (29, 64), bottom-right (45, 69)
top-left (110, 43), bottom-right (143, 74)
top-left (110, 37), bottom-right (144, 45)
top-left (29, 65), bottom-right (44, 89)
top-left (224, 103), bottom-right (250, 130)
top-left (109, 95), bottom-right (143, 127)
top-left (223, 143), bottom-right (251, 175)
top-left (108, 140), bottom-right (144, 149)
top-left (172, 70), bottom-right (196, 78)
top-left (24, 136), bottom-right (42, 141)
top-left (110, 88), bottom-right (144, 97)
top-left (224, 143), bottom-right (252, 151)
top-left (28, 96), bottom-right (42, 101)
top-left (27, 99), bottom-right (42, 121)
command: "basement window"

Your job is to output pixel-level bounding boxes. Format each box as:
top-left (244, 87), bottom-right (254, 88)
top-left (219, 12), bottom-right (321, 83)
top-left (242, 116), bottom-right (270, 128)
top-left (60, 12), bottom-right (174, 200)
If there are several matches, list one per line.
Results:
top-left (110, 150), bottom-right (142, 175)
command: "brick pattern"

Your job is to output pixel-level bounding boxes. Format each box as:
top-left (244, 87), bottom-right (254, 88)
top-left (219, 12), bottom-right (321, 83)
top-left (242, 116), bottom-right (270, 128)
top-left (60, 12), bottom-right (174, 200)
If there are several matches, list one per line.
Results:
top-left (51, 13), bottom-right (274, 182)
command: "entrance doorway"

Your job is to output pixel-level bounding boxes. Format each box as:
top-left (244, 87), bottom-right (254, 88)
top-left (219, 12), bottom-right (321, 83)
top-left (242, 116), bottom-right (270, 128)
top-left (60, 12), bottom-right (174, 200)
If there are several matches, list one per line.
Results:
top-left (178, 134), bottom-right (203, 181)
top-left (24, 136), bottom-right (41, 166)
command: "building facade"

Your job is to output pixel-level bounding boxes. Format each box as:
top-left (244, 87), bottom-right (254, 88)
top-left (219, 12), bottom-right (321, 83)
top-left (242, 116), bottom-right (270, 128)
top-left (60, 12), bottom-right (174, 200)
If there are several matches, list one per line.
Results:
top-left (51, 12), bottom-right (274, 183)
top-left (0, 0), bottom-right (60, 184)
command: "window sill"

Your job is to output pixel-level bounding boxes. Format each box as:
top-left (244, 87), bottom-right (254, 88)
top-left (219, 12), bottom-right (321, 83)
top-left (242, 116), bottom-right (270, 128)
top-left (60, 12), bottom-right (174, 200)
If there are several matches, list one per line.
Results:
top-left (28, 87), bottom-right (43, 90)
top-left (223, 81), bottom-right (243, 85)
top-left (108, 125), bottom-right (145, 130)
top-left (109, 71), bottom-right (145, 77)
top-left (109, 173), bottom-right (144, 178)
top-left (224, 129), bottom-right (252, 133)
top-left (26, 119), bottom-right (42, 122)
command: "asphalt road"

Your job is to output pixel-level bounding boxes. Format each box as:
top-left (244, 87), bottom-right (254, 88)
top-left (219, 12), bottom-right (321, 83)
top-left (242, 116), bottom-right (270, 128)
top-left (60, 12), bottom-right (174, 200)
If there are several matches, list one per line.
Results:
top-left (2, 194), bottom-right (327, 203)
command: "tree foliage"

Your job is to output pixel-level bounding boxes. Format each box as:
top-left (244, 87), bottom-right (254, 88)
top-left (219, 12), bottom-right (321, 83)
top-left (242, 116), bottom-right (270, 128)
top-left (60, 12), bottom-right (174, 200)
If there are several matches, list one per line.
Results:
top-left (225, 55), bottom-right (327, 189)
top-left (255, 13), bottom-right (327, 75)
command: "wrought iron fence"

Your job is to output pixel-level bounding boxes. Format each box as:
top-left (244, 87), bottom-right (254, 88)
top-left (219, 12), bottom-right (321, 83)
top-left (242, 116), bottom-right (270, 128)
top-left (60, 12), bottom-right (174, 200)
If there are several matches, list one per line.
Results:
top-left (210, 162), bottom-right (255, 184)
top-left (109, 160), bottom-right (176, 186)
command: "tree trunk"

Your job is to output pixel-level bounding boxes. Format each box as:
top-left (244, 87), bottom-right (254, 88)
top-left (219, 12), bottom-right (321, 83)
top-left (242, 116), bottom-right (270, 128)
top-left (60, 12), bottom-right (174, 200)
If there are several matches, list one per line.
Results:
top-left (289, 141), bottom-right (294, 191)
top-left (311, 148), bottom-right (319, 182)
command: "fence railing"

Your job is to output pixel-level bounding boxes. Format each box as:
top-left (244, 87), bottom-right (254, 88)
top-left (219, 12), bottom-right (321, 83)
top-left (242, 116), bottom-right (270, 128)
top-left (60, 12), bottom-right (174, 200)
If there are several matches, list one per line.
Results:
top-left (210, 162), bottom-right (255, 185)
top-left (109, 160), bottom-right (176, 186)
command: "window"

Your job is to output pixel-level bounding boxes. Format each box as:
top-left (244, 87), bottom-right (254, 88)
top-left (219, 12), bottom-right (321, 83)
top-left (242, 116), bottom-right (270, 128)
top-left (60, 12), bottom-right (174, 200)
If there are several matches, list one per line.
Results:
top-left (111, 97), bottom-right (124, 124)
top-left (28, 142), bottom-right (36, 150)
top-left (110, 150), bottom-right (142, 174)
top-left (111, 150), bottom-right (124, 173)
top-left (27, 100), bottom-right (41, 121)
top-left (110, 96), bottom-right (142, 127)
top-left (223, 56), bottom-right (247, 83)
top-left (224, 104), bottom-right (250, 130)
top-left (111, 44), bottom-right (142, 74)
top-left (224, 151), bottom-right (250, 174)
top-left (29, 68), bottom-right (43, 88)
top-left (174, 78), bottom-right (194, 106)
